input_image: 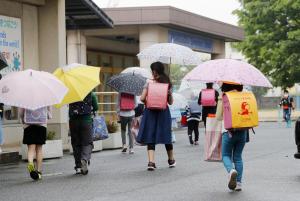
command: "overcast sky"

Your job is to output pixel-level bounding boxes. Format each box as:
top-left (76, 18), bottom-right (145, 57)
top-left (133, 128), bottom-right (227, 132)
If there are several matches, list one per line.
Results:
top-left (94, 0), bottom-right (241, 25)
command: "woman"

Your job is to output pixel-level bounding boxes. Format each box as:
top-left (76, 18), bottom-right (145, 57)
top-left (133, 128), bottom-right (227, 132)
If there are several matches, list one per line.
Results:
top-left (20, 106), bottom-right (52, 180)
top-left (137, 62), bottom-right (175, 171)
top-left (216, 83), bottom-right (246, 191)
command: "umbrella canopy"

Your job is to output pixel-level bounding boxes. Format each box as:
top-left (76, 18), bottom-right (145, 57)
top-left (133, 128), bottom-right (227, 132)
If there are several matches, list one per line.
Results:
top-left (178, 80), bottom-right (206, 98)
top-left (0, 52), bottom-right (8, 70)
top-left (106, 73), bottom-right (147, 96)
top-left (170, 93), bottom-right (188, 109)
top-left (137, 43), bottom-right (202, 65)
top-left (121, 67), bottom-right (153, 79)
top-left (0, 69), bottom-right (68, 110)
top-left (53, 63), bottom-right (100, 107)
top-left (183, 59), bottom-right (272, 88)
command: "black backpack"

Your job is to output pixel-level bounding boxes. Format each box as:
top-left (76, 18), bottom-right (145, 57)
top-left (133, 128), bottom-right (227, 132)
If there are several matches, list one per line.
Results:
top-left (69, 93), bottom-right (93, 116)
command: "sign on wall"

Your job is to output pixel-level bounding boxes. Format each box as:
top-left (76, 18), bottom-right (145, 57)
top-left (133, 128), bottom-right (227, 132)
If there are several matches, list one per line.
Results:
top-left (169, 30), bottom-right (213, 53)
top-left (0, 15), bottom-right (22, 74)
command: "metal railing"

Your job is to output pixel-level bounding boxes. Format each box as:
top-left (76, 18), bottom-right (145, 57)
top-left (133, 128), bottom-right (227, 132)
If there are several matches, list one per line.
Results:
top-left (94, 92), bottom-right (118, 114)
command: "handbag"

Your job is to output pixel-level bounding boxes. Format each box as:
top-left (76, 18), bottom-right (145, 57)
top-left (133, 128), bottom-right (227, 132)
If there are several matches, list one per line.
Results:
top-left (93, 116), bottom-right (109, 141)
top-left (204, 117), bottom-right (222, 162)
top-left (131, 116), bottom-right (144, 146)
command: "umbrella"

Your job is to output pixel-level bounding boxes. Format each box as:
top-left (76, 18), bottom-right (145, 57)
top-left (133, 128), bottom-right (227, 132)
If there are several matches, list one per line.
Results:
top-left (170, 93), bottom-right (188, 110)
top-left (53, 63), bottom-right (100, 107)
top-left (121, 67), bottom-right (153, 79)
top-left (106, 73), bottom-right (147, 96)
top-left (0, 69), bottom-right (68, 110)
top-left (137, 43), bottom-right (202, 65)
top-left (0, 52), bottom-right (8, 70)
top-left (183, 59), bottom-right (272, 88)
top-left (178, 80), bottom-right (206, 98)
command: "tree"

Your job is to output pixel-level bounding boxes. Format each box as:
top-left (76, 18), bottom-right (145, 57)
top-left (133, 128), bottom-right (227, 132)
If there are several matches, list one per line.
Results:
top-left (234, 0), bottom-right (300, 88)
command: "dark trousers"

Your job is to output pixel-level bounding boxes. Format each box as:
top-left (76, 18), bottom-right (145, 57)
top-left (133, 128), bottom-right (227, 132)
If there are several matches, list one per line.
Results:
top-left (69, 120), bottom-right (93, 168)
top-left (147, 143), bottom-right (173, 151)
top-left (188, 120), bottom-right (199, 142)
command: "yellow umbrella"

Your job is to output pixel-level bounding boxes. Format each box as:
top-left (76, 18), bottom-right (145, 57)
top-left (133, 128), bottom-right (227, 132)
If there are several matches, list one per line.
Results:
top-left (53, 63), bottom-right (100, 107)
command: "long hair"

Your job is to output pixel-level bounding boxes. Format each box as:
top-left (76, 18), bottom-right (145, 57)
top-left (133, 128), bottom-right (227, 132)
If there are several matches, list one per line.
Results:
top-left (221, 83), bottom-right (243, 92)
top-left (150, 62), bottom-right (172, 88)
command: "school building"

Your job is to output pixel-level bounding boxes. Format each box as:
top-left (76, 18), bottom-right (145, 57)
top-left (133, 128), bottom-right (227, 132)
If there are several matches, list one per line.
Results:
top-left (0, 0), bottom-right (244, 160)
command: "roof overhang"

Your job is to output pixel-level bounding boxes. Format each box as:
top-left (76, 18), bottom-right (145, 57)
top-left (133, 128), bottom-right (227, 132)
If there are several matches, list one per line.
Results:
top-left (103, 6), bottom-right (244, 42)
top-left (66, 0), bottom-right (113, 30)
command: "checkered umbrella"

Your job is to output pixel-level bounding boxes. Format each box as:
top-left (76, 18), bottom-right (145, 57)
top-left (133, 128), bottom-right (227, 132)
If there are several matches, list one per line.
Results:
top-left (106, 73), bottom-right (147, 96)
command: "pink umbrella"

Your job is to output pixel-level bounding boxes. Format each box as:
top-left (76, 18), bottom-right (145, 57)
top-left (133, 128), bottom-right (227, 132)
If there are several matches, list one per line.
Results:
top-left (183, 59), bottom-right (272, 88)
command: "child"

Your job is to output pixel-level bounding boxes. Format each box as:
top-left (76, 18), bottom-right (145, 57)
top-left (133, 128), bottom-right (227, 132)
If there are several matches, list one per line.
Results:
top-left (186, 96), bottom-right (202, 145)
top-left (20, 106), bottom-right (52, 180)
top-left (137, 62), bottom-right (175, 171)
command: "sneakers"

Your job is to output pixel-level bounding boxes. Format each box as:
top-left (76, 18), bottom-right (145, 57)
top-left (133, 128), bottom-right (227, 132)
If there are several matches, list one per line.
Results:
top-left (121, 145), bottom-right (127, 153)
top-left (235, 182), bottom-right (242, 191)
top-left (168, 159), bottom-right (176, 168)
top-left (228, 169), bottom-right (238, 190)
top-left (74, 166), bottom-right (81, 174)
top-left (80, 159), bottom-right (88, 175)
top-left (194, 141), bottom-right (199, 145)
top-left (147, 162), bottom-right (157, 171)
top-left (27, 162), bottom-right (39, 180)
top-left (294, 152), bottom-right (300, 159)
top-left (129, 148), bottom-right (134, 154)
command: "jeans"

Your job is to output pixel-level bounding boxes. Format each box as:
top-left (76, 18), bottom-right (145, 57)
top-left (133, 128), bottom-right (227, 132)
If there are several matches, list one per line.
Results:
top-left (222, 130), bottom-right (247, 183)
top-left (283, 109), bottom-right (291, 122)
top-left (120, 116), bottom-right (134, 148)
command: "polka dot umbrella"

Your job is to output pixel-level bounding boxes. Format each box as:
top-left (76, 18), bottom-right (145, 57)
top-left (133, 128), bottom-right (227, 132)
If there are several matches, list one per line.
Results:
top-left (106, 72), bottom-right (147, 96)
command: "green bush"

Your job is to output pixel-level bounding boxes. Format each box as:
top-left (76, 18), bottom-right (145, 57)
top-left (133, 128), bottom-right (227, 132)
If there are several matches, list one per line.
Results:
top-left (47, 131), bottom-right (56, 140)
top-left (106, 120), bottom-right (119, 133)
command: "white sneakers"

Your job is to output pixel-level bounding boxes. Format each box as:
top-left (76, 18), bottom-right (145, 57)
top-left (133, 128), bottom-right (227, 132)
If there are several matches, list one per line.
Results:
top-left (228, 169), bottom-right (238, 190)
top-left (235, 182), bottom-right (242, 191)
top-left (129, 148), bottom-right (134, 154)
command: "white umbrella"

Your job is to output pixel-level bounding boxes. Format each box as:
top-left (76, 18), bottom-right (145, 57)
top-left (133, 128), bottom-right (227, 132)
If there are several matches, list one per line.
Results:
top-left (178, 81), bottom-right (219, 98)
top-left (0, 69), bottom-right (68, 110)
top-left (121, 67), bottom-right (153, 79)
top-left (170, 93), bottom-right (188, 110)
top-left (178, 80), bottom-right (206, 98)
top-left (137, 43), bottom-right (202, 65)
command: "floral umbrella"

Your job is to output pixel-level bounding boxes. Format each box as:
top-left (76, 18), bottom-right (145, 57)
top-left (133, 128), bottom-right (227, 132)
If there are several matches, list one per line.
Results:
top-left (137, 43), bottom-right (202, 65)
top-left (183, 59), bottom-right (272, 88)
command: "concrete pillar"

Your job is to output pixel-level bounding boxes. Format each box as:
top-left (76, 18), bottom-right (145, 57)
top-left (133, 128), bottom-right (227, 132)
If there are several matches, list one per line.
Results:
top-left (67, 30), bottom-right (87, 64)
top-left (139, 25), bottom-right (168, 69)
top-left (38, 0), bottom-right (69, 148)
top-left (211, 40), bottom-right (225, 59)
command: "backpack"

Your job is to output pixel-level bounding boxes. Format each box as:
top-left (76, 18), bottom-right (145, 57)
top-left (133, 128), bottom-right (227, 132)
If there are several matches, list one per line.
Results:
top-left (223, 91), bottom-right (258, 130)
top-left (24, 107), bottom-right (48, 124)
top-left (146, 82), bottom-right (169, 110)
top-left (201, 89), bottom-right (216, 106)
top-left (188, 100), bottom-right (202, 114)
top-left (281, 97), bottom-right (292, 109)
top-left (120, 93), bottom-right (135, 110)
top-left (69, 93), bottom-right (92, 116)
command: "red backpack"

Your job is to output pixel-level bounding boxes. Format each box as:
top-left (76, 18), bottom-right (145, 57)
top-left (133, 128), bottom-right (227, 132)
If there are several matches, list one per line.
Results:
top-left (120, 93), bottom-right (135, 110)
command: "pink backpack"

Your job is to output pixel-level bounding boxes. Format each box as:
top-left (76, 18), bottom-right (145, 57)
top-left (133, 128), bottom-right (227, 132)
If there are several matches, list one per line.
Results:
top-left (120, 93), bottom-right (135, 110)
top-left (201, 89), bottom-right (216, 107)
top-left (146, 83), bottom-right (169, 110)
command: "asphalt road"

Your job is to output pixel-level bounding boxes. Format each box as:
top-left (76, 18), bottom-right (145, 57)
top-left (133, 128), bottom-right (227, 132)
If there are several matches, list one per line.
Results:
top-left (1, 122), bottom-right (300, 201)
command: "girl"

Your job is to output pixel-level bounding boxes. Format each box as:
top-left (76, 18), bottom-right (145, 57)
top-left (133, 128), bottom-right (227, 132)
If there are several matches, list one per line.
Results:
top-left (20, 107), bottom-right (52, 180)
top-left (137, 62), bottom-right (175, 171)
top-left (216, 83), bottom-right (246, 191)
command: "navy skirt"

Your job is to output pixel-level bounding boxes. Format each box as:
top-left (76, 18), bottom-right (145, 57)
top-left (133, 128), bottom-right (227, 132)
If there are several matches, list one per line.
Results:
top-left (137, 107), bottom-right (172, 144)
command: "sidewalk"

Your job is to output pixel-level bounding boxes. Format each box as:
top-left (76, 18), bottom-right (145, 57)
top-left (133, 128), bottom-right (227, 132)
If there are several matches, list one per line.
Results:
top-left (259, 109), bottom-right (300, 122)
